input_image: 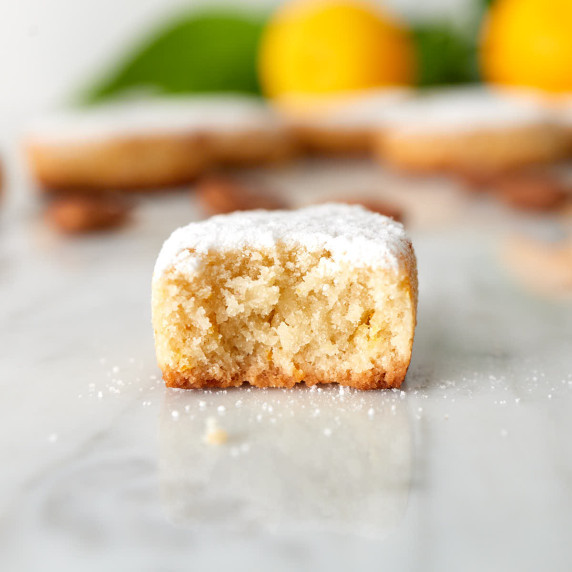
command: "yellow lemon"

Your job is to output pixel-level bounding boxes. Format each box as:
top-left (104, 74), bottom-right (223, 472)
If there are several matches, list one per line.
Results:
top-left (481, 0), bottom-right (572, 93)
top-left (259, 0), bottom-right (415, 98)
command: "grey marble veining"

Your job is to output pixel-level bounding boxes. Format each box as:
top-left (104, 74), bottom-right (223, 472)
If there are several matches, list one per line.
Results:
top-left (0, 162), bottom-right (571, 571)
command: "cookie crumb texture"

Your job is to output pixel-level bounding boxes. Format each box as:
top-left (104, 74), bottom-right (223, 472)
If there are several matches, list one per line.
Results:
top-left (152, 205), bottom-right (417, 390)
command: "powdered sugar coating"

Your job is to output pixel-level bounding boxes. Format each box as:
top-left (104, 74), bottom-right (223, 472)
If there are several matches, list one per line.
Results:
top-left (383, 87), bottom-right (555, 134)
top-left (28, 95), bottom-right (285, 144)
top-left (282, 88), bottom-right (411, 129)
top-left (154, 204), bottom-right (411, 281)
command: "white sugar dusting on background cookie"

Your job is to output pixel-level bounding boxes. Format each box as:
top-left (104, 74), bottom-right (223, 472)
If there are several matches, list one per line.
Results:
top-left (280, 87), bottom-right (412, 129)
top-left (27, 95), bottom-right (285, 143)
top-left (382, 87), bottom-right (555, 134)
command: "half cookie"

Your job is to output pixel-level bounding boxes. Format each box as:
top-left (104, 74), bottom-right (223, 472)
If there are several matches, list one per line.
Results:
top-left (152, 204), bottom-right (418, 390)
top-left (26, 96), bottom-right (294, 192)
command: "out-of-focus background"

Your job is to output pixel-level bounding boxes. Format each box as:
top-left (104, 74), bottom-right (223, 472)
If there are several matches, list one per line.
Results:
top-left (1, 1), bottom-right (572, 570)
top-left (0, 0), bottom-right (475, 110)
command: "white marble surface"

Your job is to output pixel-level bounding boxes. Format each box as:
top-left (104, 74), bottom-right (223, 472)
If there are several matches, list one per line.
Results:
top-left (1, 160), bottom-right (571, 571)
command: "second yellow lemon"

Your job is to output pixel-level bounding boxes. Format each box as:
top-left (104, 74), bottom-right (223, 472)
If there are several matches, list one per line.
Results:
top-left (482, 0), bottom-right (572, 93)
top-left (259, 0), bottom-right (415, 98)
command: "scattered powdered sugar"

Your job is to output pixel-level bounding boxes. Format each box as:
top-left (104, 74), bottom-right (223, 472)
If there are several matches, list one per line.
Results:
top-left (81, 357), bottom-right (163, 402)
top-left (154, 203), bottom-right (411, 281)
top-left (164, 385), bottom-right (409, 436)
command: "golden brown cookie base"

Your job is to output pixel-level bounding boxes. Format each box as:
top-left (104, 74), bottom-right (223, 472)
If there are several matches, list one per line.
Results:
top-left (28, 134), bottom-right (210, 192)
top-left (376, 124), bottom-right (568, 174)
top-left (292, 126), bottom-right (372, 156)
top-left (161, 362), bottom-right (409, 391)
top-left (28, 131), bottom-right (295, 192)
top-left (210, 130), bottom-right (297, 166)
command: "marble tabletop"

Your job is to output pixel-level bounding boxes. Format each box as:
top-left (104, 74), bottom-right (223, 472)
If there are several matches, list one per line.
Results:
top-left (0, 159), bottom-right (571, 571)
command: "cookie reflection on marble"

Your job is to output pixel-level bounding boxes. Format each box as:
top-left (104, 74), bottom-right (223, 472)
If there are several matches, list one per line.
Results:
top-left (159, 385), bottom-right (412, 538)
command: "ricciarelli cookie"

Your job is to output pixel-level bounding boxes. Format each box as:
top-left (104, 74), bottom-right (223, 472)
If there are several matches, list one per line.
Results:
top-left (375, 88), bottom-right (568, 175)
top-left (553, 98), bottom-right (572, 157)
top-left (26, 96), bottom-right (295, 192)
top-left (276, 88), bottom-right (410, 155)
top-left (152, 204), bottom-right (417, 390)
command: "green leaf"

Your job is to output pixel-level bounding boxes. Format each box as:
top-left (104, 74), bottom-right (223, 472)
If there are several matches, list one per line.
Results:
top-left (412, 22), bottom-right (481, 87)
top-left (83, 10), bottom-right (267, 103)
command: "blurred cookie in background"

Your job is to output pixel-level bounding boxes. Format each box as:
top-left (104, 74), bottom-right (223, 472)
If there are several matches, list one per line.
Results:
top-left (554, 99), bottom-right (572, 158)
top-left (276, 88), bottom-right (411, 156)
top-left (375, 88), bottom-right (568, 175)
top-left (25, 96), bottom-right (295, 193)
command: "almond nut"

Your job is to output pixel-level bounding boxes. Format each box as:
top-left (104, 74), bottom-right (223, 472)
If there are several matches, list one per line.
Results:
top-left (493, 172), bottom-right (568, 211)
top-left (333, 197), bottom-right (404, 222)
top-left (196, 176), bottom-right (290, 215)
top-left (46, 194), bottom-right (132, 234)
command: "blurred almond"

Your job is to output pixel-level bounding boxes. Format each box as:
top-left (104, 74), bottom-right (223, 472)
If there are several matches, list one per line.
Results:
top-left (456, 169), bottom-right (498, 191)
top-left (332, 197), bottom-right (404, 222)
top-left (493, 172), bottom-right (568, 211)
top-left (46, 194), bottom-right (132, 234)
top-left (196, 176), bottom-right (290, 215)
top-left (502, 235), bottom-right (572, 297)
